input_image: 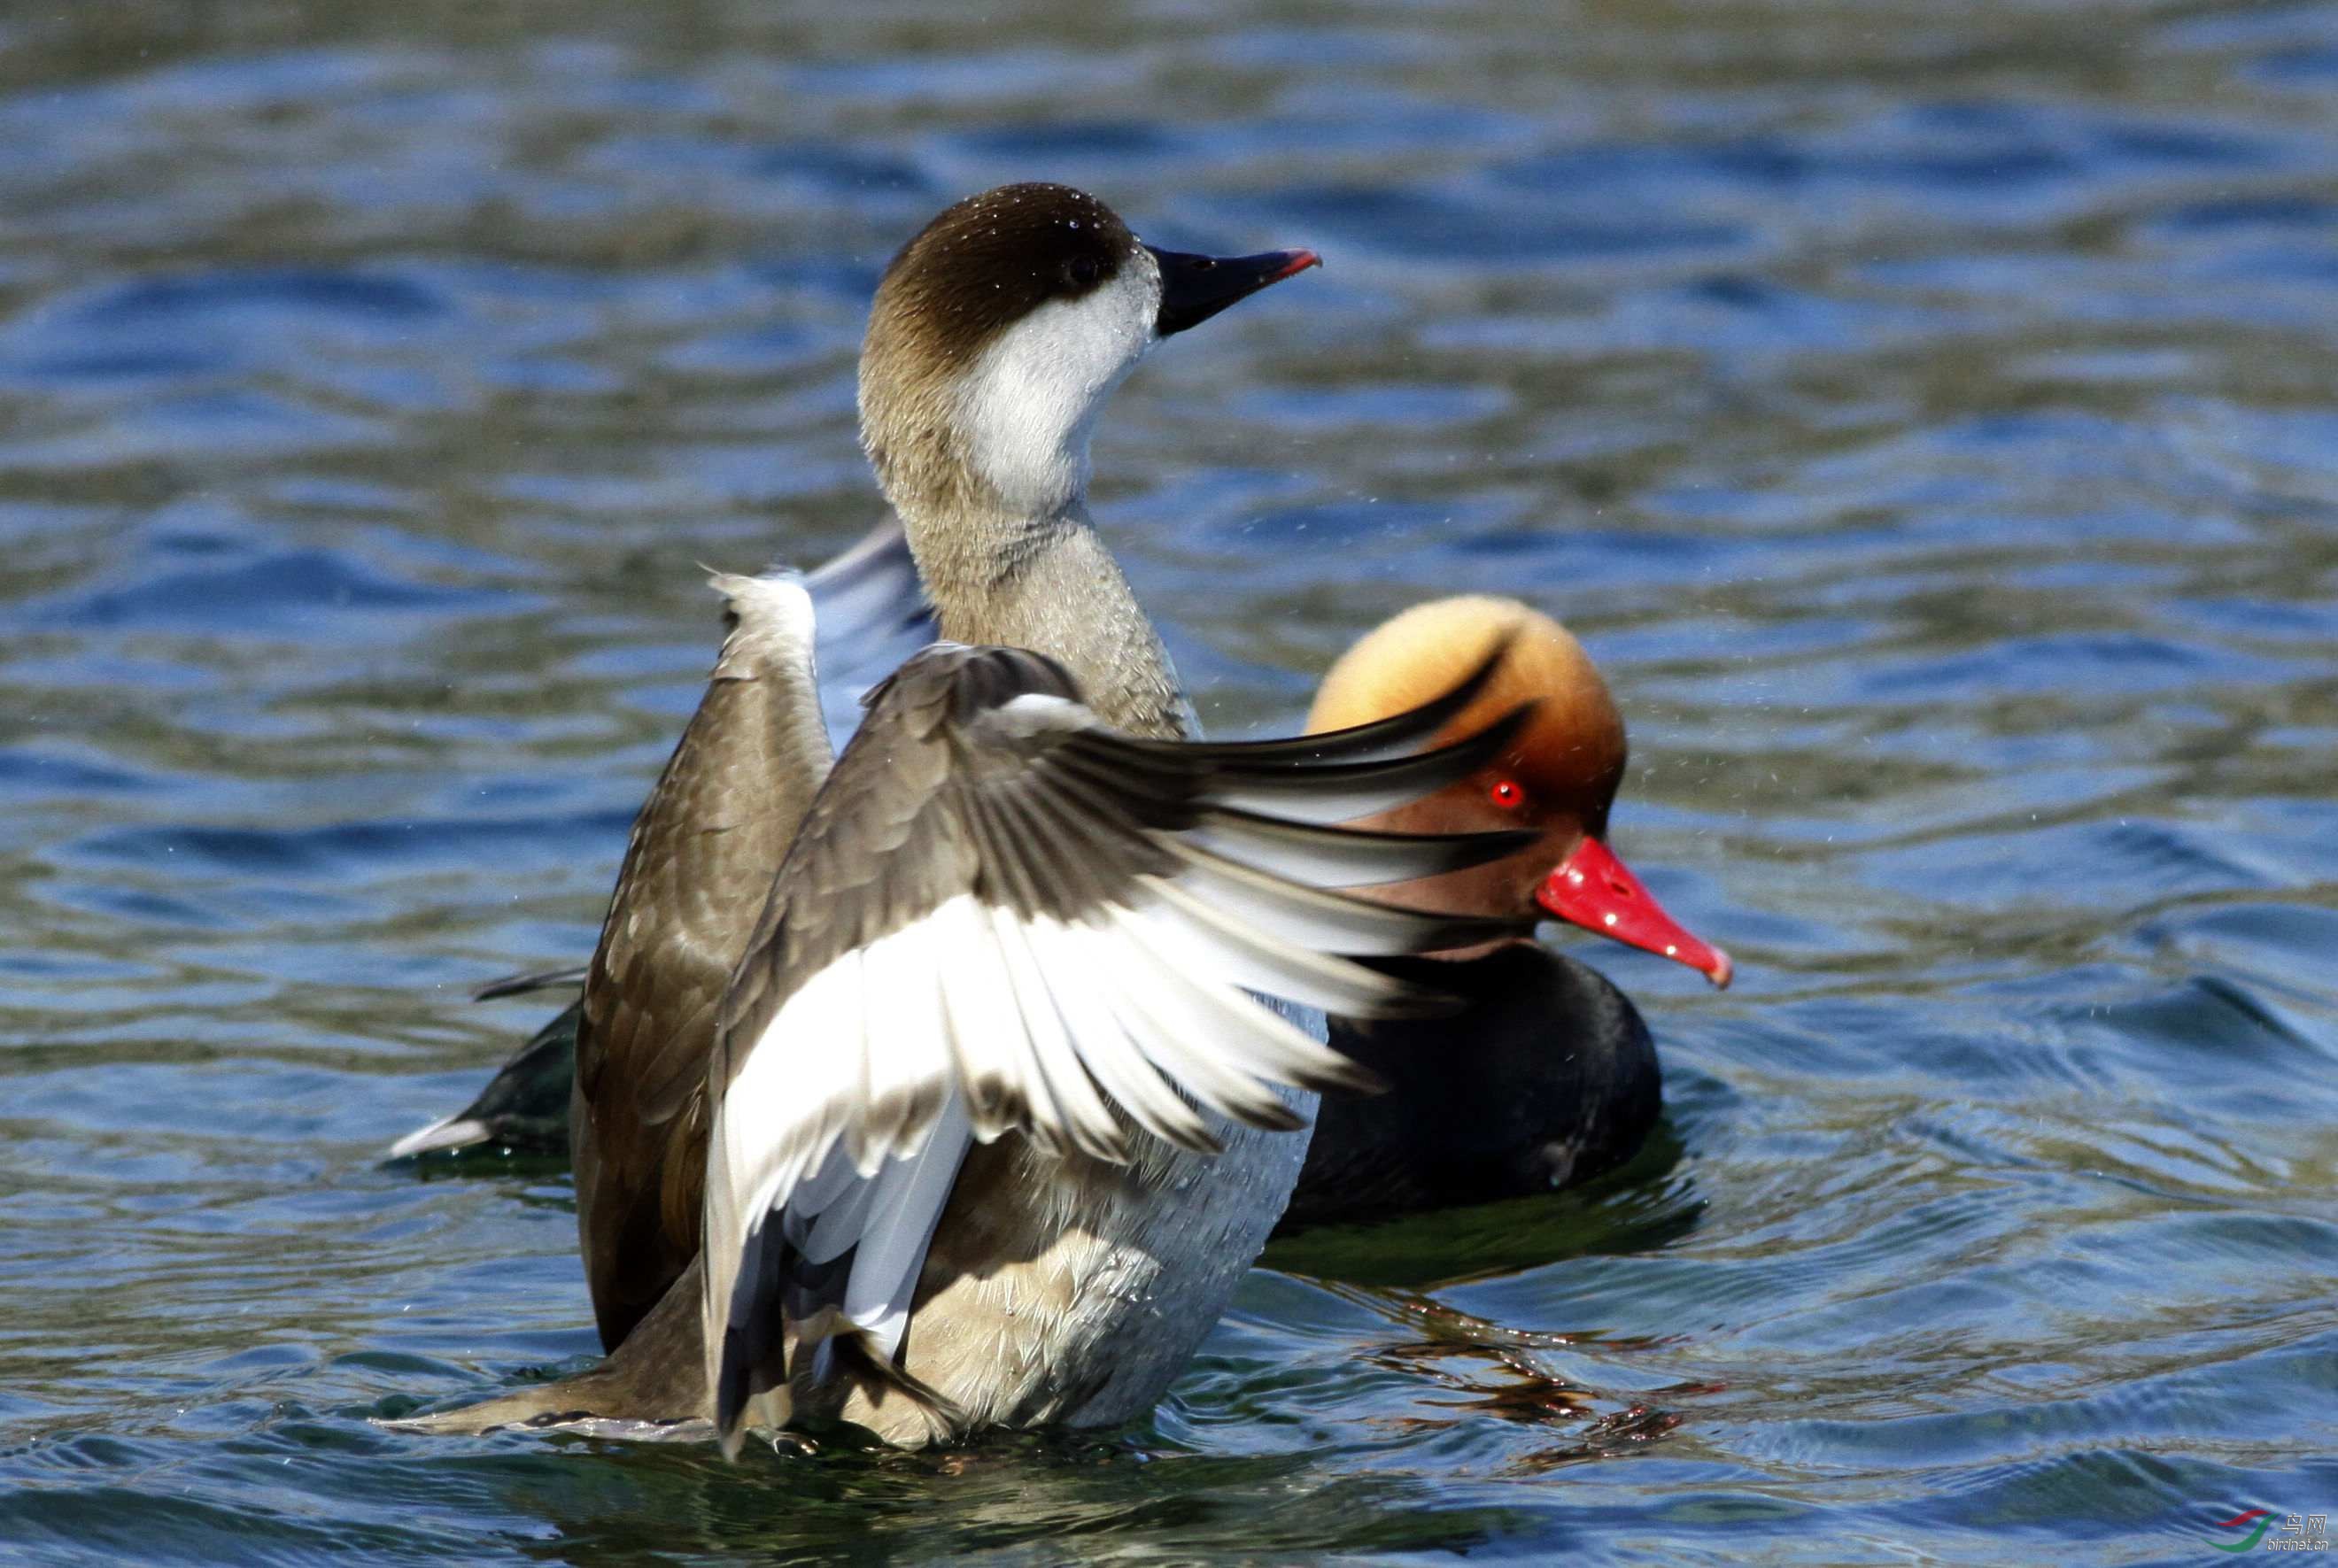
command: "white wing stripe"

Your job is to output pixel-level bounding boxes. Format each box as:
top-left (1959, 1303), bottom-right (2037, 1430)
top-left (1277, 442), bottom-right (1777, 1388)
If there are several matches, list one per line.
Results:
top-left (728, 953), bottom-right (861, 1197)
top-left (1105, 902), bottom-right (1360, 1087)
top-left (1179, 817), bottom-right (1454, 889)
top-left (852, 915), bottom-right (952, 1173)
top-left (1138, 878), bottom-right (1412, 1016)
top-left (1104, 944), bottom-right (1297, 1130)
top-left (930, 895), bottom-right (1032, 1141)
top-left (1169, 853), bottom-right (1451, 957)
top-left (1204, 773), bottom-right (1467, 827)
top-left (1033, 917), bottom-right (1217, 1152)
top-left (986, 904), bottom-right (1126, 1161)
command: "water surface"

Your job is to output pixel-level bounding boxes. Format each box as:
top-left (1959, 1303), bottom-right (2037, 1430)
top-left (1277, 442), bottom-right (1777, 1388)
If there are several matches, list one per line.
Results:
top-left (4, 1), bottom-right (2336, 1562)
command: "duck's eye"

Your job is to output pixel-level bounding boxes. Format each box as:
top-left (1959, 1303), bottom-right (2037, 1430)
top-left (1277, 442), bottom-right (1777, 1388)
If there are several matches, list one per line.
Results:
top-left (1489, 778), bottom-right (1526, 810)
top-left (1064, 255), bottom-right (1101, 288)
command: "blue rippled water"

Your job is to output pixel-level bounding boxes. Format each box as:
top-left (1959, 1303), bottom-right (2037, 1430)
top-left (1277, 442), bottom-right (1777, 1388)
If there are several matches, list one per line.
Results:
top-left (3, 3), bottom-right (2335, 1563)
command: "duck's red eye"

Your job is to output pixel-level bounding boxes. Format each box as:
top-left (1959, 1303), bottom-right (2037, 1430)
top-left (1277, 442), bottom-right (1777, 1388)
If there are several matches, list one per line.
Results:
top-left (1489, 778), bottom-right (1525, 810)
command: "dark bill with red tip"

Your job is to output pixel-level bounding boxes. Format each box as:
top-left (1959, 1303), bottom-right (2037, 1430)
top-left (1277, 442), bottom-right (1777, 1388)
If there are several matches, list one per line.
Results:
top-left (1146, 245), bottom-right (1321, 336)
top-left (1536, 838), bottom-right (1733, 988)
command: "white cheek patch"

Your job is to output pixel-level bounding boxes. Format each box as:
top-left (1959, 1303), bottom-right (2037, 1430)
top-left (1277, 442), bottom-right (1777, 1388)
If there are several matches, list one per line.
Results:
top-left (958, 254), bottom-right (1163, 515)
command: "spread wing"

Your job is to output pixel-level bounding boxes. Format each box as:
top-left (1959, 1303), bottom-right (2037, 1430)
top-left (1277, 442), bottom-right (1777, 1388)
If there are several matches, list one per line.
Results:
top-left (569, 571), bottom-right (840, 1351)
top-left (701, 640), bottom-right (1537, 1453)
top-left (390, 523), bottom-right (933, 1165)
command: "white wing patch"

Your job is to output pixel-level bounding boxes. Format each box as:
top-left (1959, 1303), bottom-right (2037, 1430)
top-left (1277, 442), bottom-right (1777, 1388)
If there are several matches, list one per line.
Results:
top-left (701, 872), bottom-right (1384, 1431)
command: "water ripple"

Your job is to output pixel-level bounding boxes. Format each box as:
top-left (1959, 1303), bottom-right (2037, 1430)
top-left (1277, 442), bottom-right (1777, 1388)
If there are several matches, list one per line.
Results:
top-left (2, 0), bottom-right (2335, 1563)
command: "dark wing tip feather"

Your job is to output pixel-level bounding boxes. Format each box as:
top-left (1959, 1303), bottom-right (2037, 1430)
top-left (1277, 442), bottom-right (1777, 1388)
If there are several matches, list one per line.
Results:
top-left (1190, 700), bottom-right (1539, 810)
top-left (471, 963), bottom-right (590, 1003)
top-left (714, 1345), bottom-right (753, 1459)
top-left (1166, 629), bottom-right (1523, 767)
top-left (1231, 1098), bottom-right (1311, 1133)
top-left (1306, 1054), bottom-right (1391, 1098)
top-left (962, 1077), bottom-right (1029, 1141)
top-left (1063, 1119), bottom-right (1136, 1165)
top-left (712, 1226), bottom-right (783, 1459)
top-left (1195, 808), bottom-right (1541, 884)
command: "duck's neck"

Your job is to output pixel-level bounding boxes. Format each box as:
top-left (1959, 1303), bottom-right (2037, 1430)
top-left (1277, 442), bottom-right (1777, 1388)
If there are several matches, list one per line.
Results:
top-left (898, 492), bottom-right (1190, 741)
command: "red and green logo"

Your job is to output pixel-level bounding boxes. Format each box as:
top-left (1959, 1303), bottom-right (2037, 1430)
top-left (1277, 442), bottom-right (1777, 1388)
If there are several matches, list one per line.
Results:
top-left (2210, 1508), bottom-right (2272, 1553)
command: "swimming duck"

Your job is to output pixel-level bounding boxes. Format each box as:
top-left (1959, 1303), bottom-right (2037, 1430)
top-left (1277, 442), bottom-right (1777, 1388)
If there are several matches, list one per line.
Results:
top-left (408, 183), bottom-right (1544, 1455)
top-left (1286, 595), bottom-right (1730, 1226)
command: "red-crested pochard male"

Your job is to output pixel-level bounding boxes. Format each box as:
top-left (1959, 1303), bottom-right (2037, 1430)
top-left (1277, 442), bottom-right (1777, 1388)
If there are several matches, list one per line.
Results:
top-left (395, 184), bottom-right (1549, 1456)
top-left (1288, 594), bottom-right (1730, 1225)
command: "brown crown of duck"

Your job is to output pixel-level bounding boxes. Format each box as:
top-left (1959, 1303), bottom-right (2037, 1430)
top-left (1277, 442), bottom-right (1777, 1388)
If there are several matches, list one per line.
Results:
top-left (1310, 596), bottom-right (1730, 984)
top-left (858, 182), bottom-right (1320, 524)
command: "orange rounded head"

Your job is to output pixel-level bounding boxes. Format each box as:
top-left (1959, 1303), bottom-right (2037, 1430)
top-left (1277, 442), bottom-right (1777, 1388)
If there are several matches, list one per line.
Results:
top-left (1309, 596), bottom-right (1730, 985)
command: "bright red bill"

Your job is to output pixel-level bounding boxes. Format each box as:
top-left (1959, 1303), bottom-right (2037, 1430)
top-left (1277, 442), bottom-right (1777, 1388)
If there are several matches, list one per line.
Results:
top-left (1267, 248), bottom-right (1323, 282)
top-left (1537, 837), bottom-right (1733, 988)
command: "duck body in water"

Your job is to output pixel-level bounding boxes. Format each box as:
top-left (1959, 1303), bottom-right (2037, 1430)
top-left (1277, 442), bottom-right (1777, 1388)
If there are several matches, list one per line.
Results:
top-left (1289, 943), bottom-right (1661, 1228)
